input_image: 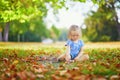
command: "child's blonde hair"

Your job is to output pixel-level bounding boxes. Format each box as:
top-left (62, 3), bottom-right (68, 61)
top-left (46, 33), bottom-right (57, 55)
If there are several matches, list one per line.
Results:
top-left (68, 25), bottom-right (82, 39)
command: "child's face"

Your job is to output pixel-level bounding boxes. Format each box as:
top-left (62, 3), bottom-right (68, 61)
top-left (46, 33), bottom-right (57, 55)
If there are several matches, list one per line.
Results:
top-left (70, 31), bottom-right (80, 41)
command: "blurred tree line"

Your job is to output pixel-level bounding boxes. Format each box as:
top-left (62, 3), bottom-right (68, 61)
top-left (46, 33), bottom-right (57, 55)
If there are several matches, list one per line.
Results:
top-left (83, 0), bottom-right (120, 42)
top-left (0, 0), bottom-right (120, 42)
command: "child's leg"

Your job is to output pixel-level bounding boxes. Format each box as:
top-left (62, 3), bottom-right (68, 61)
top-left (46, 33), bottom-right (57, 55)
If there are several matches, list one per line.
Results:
top-left (75, 54), bottom-right (89, 61)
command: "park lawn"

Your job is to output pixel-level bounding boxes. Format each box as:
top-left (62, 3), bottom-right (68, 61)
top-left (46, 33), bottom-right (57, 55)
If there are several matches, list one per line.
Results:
top-left (0, 42), bottom-right (120, 80)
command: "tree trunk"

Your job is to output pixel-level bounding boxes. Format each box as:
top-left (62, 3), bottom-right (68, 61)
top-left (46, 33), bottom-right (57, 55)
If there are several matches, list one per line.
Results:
top-left (3, 22), bottom-right (10, 42)
top-left (112, 2), bottom-right (120, 40)
top-left (114, 9), bottom-right (120, 40)
top-left (17, 34), bottom-right (20, 42)
top-left (0, 32), bottom-right (2, 41)
top-left (116, 21), bottom-right (120, 40)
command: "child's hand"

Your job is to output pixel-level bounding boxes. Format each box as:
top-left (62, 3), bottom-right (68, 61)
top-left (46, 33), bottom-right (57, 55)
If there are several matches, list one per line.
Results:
top-left (65, 56), bottom-right (71, 62)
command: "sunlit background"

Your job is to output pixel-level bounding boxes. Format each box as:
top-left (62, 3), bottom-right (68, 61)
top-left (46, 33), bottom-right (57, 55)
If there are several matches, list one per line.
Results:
top-left (44, 1), bottom-right (99, 29)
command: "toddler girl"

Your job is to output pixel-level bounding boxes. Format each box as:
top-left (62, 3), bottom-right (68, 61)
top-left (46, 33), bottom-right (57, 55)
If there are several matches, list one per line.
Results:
top-left (57, 25), bottom-right (89, 62)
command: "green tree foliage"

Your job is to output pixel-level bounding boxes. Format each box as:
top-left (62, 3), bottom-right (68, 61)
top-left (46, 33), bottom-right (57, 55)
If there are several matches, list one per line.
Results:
top-left (50, 25), bottom-right (60, 41)
top-left (84, 0), bottom-right (120, 42)
top-left (58, 28), bottom-right (67, 41)
top-left (0, 0), bottom-right (66, 41)
top-left (0, 0), bottom-right (65, 22)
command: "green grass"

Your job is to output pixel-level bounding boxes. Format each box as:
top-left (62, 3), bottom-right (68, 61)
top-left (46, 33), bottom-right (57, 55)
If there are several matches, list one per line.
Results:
top-left (0, 42), bottom-right (120, 80)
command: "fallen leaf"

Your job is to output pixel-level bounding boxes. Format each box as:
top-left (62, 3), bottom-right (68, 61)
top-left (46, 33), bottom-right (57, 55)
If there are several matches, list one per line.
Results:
top-left (12, 60), bottom-right (19, 64)
top-left (51, 74), bottom-right (61, 80)
top-left (110, 75), bottom-right (120, 80)
top-left (60, 70), bottom-right (67, 76)
top-left (34, 68), bottom-right (43, 73)
top-left (17, 71), bottom-right (27, 80)
top-left (36, 74), bottom-right (44, 78)
top-left (116, 64), bottom-right (120, 68)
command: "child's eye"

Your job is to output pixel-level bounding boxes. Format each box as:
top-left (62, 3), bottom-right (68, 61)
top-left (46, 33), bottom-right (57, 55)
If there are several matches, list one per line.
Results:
top-left (72, 35), bottom-right (79, 36)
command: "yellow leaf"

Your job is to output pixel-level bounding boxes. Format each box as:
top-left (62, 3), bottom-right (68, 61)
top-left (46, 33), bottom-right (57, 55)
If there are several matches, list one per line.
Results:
top-left (60, 70), bottom-right (67, 76)
top-left (12, 60), bottom-right (19, 64)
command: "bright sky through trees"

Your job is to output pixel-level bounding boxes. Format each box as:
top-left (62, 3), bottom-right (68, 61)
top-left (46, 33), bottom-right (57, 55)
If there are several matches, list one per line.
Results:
top-left (44, 1), bottom-right (120, 29)
top-left (44, 1), bottom-right (98, 29)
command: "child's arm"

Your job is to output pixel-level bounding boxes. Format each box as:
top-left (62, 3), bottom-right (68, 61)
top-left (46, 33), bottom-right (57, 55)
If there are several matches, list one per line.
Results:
top-left (74, 46), bottom-right (84, 60)
top-left (65, 46), bottom-right (71, 61)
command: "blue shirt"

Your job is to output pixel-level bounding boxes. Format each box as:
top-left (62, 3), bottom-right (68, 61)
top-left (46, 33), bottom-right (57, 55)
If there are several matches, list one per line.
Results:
top-left (66, 40), bottom-right (84, 60)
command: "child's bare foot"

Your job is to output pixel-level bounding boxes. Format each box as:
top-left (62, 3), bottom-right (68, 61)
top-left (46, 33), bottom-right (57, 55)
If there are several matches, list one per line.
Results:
top-left (65, 60), bottom-right (74, 63)
top-left (70, 60), bottom-right (74, 62)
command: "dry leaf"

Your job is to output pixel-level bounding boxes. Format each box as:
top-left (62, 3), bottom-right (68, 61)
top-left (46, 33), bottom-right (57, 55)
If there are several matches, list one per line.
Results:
top-left (12, 60), bottom-right (19, 64)
top-left (110, 75), bottom-right (120, 80)
top-left (60, 70), bottom-right (67, 76)
top-left (36, 74), bottom-right (44, 78)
